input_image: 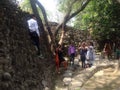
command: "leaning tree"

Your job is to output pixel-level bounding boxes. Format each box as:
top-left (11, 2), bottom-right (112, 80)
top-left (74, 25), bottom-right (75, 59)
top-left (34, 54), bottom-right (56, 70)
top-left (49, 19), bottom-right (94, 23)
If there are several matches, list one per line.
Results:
top-left (23, 0), bottom-right (92, 55)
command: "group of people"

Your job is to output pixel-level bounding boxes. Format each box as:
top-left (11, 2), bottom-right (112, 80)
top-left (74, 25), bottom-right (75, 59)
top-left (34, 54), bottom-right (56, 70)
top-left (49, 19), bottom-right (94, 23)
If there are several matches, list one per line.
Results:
top-left (27, 14), bottom-right (120, 75)
top-left (27, 14), bottom-right (96, 74)
top-left (68, 41), bottom-right (95, 69)
top-left (78, 41), bottom-right (95, 68)
top-left (55, 41), bottom-right (95, 73)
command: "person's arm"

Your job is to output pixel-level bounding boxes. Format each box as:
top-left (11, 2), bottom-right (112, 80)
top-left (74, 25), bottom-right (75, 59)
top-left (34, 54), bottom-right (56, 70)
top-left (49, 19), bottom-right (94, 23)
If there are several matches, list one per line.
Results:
top-left (68, 46), bottom-right (70, 56)
top-left (74, 46), bottom-right (76, 55)
top-left (34, 20), bottom-right (40, 37)
top-left (103, 44), bottom-right (107, 52)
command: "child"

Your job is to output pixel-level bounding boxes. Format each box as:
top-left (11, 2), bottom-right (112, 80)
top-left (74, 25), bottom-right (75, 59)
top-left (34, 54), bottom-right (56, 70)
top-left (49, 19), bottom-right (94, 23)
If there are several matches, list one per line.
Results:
top-left (55, 44), bottom-right (68, 74)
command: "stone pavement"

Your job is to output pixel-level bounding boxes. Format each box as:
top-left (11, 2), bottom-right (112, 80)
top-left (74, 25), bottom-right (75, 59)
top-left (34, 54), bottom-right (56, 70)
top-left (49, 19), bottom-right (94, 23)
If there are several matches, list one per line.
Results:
top-left (55, 54), bottom-right (118, 90)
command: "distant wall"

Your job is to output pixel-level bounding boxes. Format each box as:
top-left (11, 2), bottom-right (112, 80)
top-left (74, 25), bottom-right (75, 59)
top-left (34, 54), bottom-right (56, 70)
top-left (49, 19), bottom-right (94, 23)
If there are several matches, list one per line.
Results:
top-left (48, 22), bottom-right (90, 45)
top-left (47, 22), bottom-right (91, 55)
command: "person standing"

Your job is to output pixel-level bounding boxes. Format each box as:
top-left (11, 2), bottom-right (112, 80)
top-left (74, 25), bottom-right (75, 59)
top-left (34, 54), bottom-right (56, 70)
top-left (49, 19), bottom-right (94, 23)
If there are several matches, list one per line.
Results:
top-left (86, 42), bottom-right (95, 66)
top-left (55, 45), bottom-right (60, 73)
top-left (27, 14), bottom-right (40, 55)
top-left (116, 46), bottom-right (120, 60)
top-left (79, 42), bottom-right (87, 68)
top-left (68, 42), bottom-right (76, 66)
top-left (58, 45), bottom-right (67, 69)
top-left (103, 42), bottom-right (112, 60)
top-left (55, 44), bottom-right (67, 74)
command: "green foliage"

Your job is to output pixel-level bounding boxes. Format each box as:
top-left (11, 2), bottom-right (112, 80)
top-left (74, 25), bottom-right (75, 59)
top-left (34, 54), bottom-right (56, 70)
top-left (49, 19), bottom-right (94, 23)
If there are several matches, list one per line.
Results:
top-left (57, 0), bottom-right (86, 14)
top-left (74, 0), bottom-right (120, 45)
top-left (67, 0), bottom-right (96, 30)
top-left (57, 0), bottom-right (91, 30)
top-left (58, 0), bottom-right (120, 49)
top-left (57, 0), bottom-right (68, 12)
top-left (19, 0), bottom-right (47, 23)
top-left (19, 0), bottom-right (32, 12)
top-left (91, 0), bottom-right (120, 43)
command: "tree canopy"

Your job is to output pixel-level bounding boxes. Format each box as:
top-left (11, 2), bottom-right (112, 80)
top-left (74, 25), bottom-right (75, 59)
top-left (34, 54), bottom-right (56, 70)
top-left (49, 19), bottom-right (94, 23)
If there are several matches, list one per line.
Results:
top-left (58, 0), bottom-right (120, 49)
top-left (19, 0), bottom-right (120, 50)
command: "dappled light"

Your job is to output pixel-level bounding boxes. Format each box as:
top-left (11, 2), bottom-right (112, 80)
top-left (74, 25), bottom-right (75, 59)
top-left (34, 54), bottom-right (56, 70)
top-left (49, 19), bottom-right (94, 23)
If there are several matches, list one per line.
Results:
top-left (0, 0), bottom-right (120, 90)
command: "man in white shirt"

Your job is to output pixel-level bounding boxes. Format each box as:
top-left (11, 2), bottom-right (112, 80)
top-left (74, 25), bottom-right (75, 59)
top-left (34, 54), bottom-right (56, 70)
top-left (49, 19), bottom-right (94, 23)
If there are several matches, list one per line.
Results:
top-left (27, 14), bottom-right (40, 55)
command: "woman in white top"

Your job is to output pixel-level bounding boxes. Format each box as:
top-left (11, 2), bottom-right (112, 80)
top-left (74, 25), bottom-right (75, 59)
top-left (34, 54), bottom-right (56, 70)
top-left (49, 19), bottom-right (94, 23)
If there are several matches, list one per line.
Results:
top-left (86, 42), bottom-right (95, 66)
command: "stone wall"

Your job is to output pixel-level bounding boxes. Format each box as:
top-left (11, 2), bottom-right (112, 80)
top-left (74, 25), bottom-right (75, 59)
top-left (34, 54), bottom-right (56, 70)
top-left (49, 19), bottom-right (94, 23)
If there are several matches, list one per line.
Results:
top-left (0, 1), bottom-right (91, 90)
top-left (48, 22), bottom-right (90, 46)
top-left (0, 0), bottom-right (55, 90)
top-left (48, 22), bottom-right (90, 56)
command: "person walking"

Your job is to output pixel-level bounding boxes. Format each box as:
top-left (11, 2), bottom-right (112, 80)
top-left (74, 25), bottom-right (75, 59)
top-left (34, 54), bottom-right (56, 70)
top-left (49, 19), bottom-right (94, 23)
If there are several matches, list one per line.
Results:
top-left (68, 42), bottom-right (76, 66)
top-left (27, 14), bottom-right (41, 56)
top-left (103, 42), bottom-right (112, 60)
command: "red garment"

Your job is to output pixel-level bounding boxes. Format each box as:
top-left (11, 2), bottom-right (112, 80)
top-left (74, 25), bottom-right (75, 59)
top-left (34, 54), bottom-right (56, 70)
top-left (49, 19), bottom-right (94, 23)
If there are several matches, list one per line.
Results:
top-left (55, 48), bottom-right (60, 72)
top-left (55, 47), bottom-right (68, 73)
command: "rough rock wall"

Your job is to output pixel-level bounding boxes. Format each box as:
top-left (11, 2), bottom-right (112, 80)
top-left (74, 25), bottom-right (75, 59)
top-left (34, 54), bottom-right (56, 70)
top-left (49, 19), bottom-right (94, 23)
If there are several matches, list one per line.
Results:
top-left (0, 0), bottom-right (55, 90)
top-left (48, 22), bottom-right (90, 56)
top-left (48, 22), bottom-right (90, 46)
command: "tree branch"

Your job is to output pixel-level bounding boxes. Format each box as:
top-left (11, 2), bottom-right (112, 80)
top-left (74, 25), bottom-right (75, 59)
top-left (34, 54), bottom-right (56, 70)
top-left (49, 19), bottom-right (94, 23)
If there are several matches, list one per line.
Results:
top-left (68, 0), bottom-right (91, 20)
top-left (35, 0), bottom-right (53, 42)
top-left (29, 0), bottom-right (45, 32)
top-left (54, 0), bottom-right (78, 36)
top-left (54, 0), bottom-right (91, 37)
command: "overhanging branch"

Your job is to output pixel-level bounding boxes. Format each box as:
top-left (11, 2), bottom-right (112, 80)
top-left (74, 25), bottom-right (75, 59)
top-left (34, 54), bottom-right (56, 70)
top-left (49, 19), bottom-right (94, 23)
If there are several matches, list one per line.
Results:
top-left (35, 0), bottom-right (53, 41)
top-left (68, 0), bottom-right (91, 21)
top-left (54, 0), bottom-right (91, 37)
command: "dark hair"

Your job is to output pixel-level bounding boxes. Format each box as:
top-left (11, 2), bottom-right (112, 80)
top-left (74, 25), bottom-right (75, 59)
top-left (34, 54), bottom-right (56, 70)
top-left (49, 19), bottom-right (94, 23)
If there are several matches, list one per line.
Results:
top-left (57, 44), bottom-right (61, 48)
top-left (30, 14), bottom-right (36, 18)
top-left (90, 42), bottom-right (94, 46)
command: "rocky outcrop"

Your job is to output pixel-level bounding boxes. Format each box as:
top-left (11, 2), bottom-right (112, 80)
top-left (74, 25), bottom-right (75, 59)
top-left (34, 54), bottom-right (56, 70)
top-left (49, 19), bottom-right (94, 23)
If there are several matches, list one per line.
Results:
top-left (0, 0), bottom-right (55, 90)
top-left (48, 22), bottom-right (90, 46)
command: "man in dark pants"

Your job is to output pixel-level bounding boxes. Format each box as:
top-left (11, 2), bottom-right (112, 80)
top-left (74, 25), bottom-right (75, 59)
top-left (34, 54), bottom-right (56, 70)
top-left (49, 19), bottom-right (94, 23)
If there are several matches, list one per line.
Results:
top-left (27, 14), bottom-right (41, 55)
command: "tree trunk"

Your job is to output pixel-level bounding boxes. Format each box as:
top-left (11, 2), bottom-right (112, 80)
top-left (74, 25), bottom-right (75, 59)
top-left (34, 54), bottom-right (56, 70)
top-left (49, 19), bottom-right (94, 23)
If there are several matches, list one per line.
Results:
top-left (35, 0), bottom-right (56, 54)
top-left (35, 0), bottom-right (53, 41)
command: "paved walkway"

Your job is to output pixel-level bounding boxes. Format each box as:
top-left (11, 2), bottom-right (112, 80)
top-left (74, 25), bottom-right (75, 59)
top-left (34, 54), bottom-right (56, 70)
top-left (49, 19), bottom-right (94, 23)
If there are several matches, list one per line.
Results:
top-left (55, 54), bottom-right (119, 90)
top-left (81, 67), bottom-right (120, 90)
